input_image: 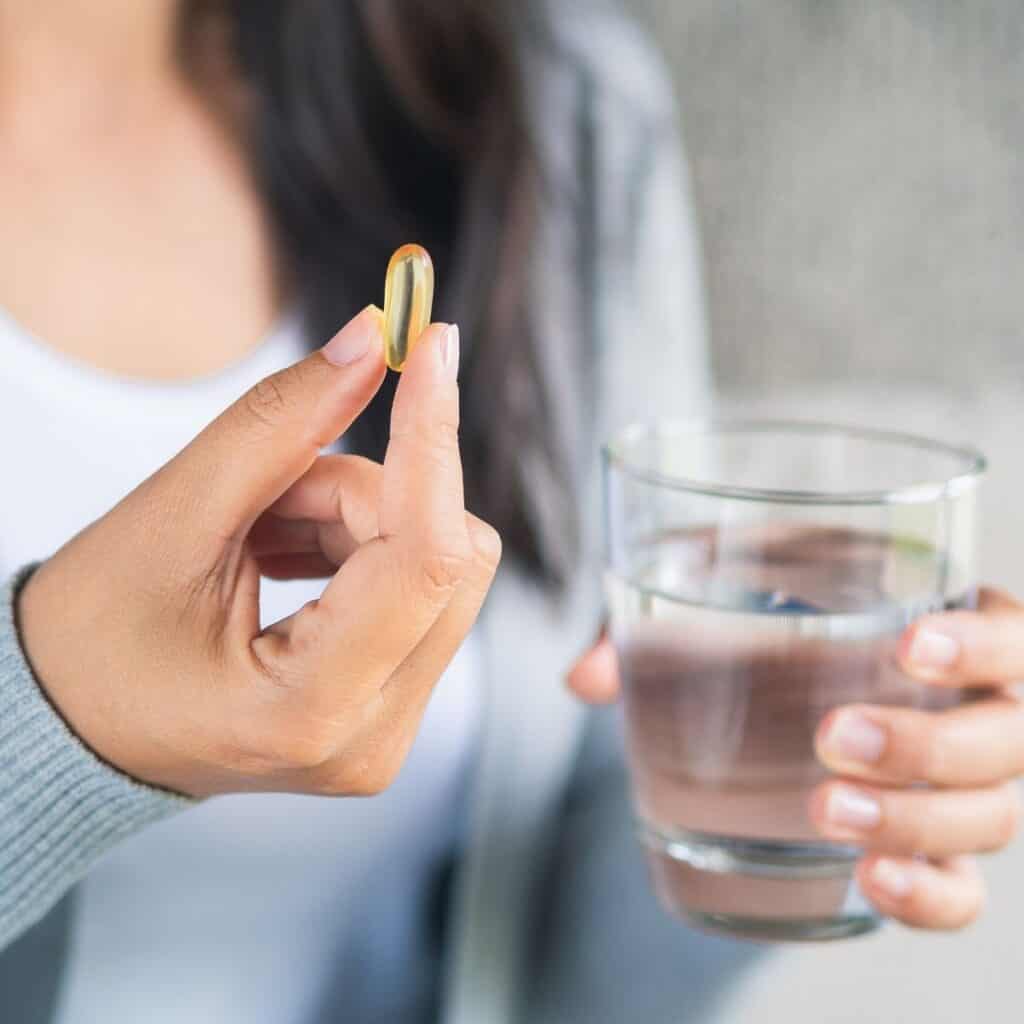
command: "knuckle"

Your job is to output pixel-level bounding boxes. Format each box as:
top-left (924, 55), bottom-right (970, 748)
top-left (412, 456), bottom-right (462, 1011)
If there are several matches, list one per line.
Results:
top-left (415, 548), bottom-right (471, 599)
top-left (283, 737), bottom-right (336, 772)
top-left (244, 374), bottom-right (292, 427)
top-left (268, 721), bottom-right (337, 771)
top-left (318, 748), bottom-right (406, 798)
top-left (231, 711), bottom-right (336, 773)
top-left (467, 517), bottom-right (503, 576)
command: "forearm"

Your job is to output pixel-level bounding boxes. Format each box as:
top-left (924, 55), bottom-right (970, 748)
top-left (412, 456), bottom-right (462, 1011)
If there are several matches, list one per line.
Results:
top-left (0, 568), bottom-right (187, 950)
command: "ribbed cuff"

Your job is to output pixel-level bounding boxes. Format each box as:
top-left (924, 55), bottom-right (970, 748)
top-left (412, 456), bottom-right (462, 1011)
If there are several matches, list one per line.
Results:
top-left (0, 567), bottom-right (191, 947)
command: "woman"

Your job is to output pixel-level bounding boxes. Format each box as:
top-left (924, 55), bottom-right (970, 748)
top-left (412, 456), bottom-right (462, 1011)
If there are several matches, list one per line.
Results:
top-left (0, 2), bottom-right (1021, 1022)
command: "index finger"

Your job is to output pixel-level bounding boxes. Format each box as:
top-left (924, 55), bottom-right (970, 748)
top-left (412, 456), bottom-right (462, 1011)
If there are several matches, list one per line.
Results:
top-left (271, 323), bottom-right (473, 688)
top-left (379, 322), bottom-right (468, 550)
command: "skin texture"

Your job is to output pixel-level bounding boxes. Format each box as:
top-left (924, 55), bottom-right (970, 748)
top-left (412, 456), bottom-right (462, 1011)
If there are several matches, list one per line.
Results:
top-left (0, 0), bottom-right (277, 381)
top-left (2, 0), bottom-right (1019, 937)
top-left (567, 587), bottom-right (1024, 931)
top-left (1, 3), bottom-right (500, 801)
top-left (19, 311), bottom-right (502, 798)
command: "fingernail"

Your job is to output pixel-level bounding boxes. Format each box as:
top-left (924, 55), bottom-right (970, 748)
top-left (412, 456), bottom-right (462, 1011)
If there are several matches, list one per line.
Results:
top-left (820, 712), bottom-right (887, 765)
top-left (824, 785), bottom-right (882, 831)
top-left (907, 627), bottom-right (960, 671)
top-left (440, 324), bottom-right (460, 378)
top-left (871, 858), bottom-right (914, 899)
top-left (322, 306), bottom-right (381, 367)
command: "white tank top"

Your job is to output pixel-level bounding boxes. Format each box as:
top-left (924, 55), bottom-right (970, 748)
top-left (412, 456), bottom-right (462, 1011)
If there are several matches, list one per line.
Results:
top-left (0, 307), bottom-right (481, 1024)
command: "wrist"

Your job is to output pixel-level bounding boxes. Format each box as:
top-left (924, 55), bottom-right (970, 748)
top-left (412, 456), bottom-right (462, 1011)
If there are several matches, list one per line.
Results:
top-left (15, 559), bottom-right (150, 791)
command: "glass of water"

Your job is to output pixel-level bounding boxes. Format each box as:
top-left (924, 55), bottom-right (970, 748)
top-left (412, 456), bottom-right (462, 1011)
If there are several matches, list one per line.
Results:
top-left (603, 420), bottom-right (985, 942)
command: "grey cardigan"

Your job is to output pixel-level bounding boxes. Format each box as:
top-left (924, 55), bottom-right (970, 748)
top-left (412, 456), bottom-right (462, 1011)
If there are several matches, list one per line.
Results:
top-left (0, 6), bottom-right (744, 1022)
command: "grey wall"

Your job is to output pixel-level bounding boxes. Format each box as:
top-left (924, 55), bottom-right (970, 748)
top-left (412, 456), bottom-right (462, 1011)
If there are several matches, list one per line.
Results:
top-left (630, 0), bottom-right (1024, 397)
top-left (623, 5), bottom-right (1024, 1022)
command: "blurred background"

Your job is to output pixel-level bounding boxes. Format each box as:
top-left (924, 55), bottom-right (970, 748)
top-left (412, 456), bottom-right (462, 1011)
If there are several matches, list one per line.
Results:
top-left (626, 0), bottom-right (1023, 1019)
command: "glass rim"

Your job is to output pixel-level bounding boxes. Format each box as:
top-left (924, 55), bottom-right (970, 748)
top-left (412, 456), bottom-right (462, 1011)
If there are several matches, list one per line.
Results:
top-left (602, 418), bottom-right (987, 506)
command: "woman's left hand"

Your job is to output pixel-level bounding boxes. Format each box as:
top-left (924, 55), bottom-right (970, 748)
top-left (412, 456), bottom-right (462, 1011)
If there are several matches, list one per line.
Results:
top-left (567, 588), bottom-right (1024, 931)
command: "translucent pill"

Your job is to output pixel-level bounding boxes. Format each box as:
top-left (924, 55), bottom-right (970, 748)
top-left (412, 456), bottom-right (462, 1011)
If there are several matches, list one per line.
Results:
top-left (383, 244), bottom-right (435, 372)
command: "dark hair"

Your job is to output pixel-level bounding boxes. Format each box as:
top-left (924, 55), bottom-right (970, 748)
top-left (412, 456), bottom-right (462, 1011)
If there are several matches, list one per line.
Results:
top-left (183, 0), bottom-right (572, 586)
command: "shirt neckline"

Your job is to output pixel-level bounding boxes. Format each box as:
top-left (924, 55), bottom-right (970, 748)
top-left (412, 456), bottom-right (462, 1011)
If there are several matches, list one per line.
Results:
top-left (0, 303), bottom-right (306, 404)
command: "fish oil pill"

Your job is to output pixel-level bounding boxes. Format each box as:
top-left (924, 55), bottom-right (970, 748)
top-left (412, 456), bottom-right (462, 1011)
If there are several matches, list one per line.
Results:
top-left (383, 244), bottom-right (435, 372)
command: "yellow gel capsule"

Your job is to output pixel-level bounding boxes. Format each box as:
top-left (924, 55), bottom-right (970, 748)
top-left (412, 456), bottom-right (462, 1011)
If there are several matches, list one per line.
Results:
top-left (383, 244), bottom-right (435, 372)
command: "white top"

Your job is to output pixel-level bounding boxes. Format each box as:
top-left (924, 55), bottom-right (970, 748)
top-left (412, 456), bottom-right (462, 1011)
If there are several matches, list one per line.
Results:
top-left (0, 309), bottom-right (482, 1024)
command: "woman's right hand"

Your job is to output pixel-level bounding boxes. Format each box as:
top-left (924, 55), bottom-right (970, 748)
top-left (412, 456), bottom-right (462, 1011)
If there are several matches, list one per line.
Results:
top-left (16, 308), bottom-right (501, 799)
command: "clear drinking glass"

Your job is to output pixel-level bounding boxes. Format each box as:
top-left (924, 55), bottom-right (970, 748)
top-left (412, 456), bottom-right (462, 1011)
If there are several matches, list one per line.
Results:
top-left (603, 420), bottom-right (985, 942)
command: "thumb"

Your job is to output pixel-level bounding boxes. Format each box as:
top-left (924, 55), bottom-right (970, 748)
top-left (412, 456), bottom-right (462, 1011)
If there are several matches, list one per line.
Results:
top-left (566, 632), bottom-right (621, 705)
top-left (163, 306), bottom-right (386, 539)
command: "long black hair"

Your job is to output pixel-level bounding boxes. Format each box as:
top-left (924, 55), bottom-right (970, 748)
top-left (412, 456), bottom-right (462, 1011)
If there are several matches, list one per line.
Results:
top-left (182, 1), bottom-right (572, 586)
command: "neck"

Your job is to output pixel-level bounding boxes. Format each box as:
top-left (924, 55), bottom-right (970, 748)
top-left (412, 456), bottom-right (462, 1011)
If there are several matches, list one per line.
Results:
top-left (0, 0), bottom-right (183, 105)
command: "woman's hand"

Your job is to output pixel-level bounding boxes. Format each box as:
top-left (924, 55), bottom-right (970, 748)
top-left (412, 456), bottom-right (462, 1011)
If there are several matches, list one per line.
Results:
top-left (568, 592), bottom-right (1024, 931)
top-left (808, 590), bottom-right (1024, 929)
top-left (18, 308), bottom-right (501, 798)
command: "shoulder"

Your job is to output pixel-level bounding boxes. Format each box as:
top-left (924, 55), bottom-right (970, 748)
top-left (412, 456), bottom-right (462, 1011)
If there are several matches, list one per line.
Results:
top-left (522, 0), bottom-right (686, 236)
top-left (521, 2), bottom-right (710, 434)
top-left (527, 0), bottom-right (678, 126)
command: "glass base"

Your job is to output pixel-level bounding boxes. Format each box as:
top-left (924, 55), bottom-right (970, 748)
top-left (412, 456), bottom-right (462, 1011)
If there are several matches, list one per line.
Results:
top-left (641, 823), bottom-right (882, 943)
top-left (683, 910), bottom-right (880, 943)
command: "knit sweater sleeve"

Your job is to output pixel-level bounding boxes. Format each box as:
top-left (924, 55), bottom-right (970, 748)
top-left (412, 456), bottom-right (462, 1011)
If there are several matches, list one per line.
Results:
top-left (0, 567), bottom-right (190, 950)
